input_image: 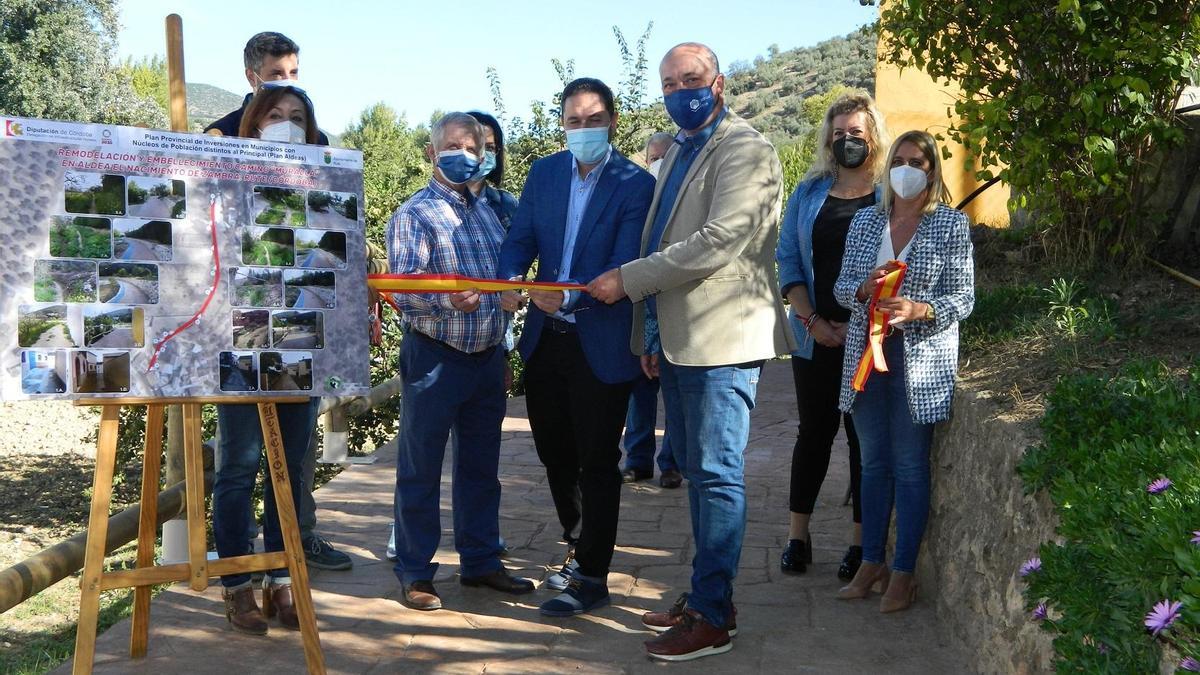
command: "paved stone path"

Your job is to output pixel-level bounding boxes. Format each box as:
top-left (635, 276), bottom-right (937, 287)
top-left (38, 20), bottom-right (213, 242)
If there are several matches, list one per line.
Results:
top-left (66, 360), bottom-right (966, 674)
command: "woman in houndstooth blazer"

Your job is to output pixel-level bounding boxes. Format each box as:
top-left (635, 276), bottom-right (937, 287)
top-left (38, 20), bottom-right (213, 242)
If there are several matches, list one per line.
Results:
top-left (832, 130), bottom-right (975, 614)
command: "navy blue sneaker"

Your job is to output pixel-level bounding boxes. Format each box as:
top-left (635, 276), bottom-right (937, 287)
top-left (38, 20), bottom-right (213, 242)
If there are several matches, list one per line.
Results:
top-left (540, 577), bottom-right (610, 617)
top-left (303, 534), bottom-right (352, 571)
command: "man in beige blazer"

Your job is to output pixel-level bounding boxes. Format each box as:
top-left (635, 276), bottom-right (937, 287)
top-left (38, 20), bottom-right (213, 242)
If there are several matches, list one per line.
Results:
top-left (589, 42), bottom-right (793, 662)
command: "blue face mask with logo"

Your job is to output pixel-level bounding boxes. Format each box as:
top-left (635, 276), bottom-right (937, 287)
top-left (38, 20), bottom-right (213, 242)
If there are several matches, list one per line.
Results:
top-left (470, 150), bottom-right (497, 183)
top-left (565, 127), bottom-right (611, 165)
top-left (664, 81), bottom-right (718, 131)
top-left (436, 149), bottom-right (482, 185)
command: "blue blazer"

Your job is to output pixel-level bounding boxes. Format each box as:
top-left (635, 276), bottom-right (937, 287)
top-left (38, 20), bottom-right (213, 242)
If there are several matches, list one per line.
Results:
top-left (498, 149), bottom-right (654, 384)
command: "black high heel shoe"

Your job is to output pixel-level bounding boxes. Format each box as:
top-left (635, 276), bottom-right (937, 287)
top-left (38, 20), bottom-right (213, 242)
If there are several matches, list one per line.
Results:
top-left (780, 538), bottom-right (811, 574)
top-left (838, 545), bottom-right (863, 582)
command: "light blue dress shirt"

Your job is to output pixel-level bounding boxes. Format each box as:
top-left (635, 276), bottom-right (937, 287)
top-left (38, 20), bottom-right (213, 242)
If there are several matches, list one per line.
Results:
top-left (556, 146), bottom-right (611, 322)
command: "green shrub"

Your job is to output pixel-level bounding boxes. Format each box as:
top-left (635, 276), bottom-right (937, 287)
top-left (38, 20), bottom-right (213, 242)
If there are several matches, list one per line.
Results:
top-left (93, 190), bottom-right (124, 216)
top-left (256, 207), bottom-right (285, 226)
top-left (283, 193), bottom-right (306, 211)
top-left (127, 183), bottom-right (147, 205)
top-left (1018, 362), bottom-right (1200, 671)
top-left (880, 1), bottom-right (1199, 267)
top-left (960, 283), bottom-right (1043, 350)
top-left (170, 199), bottom-right (186, 219)
top-left (65, 192), bottom-right (91, 213)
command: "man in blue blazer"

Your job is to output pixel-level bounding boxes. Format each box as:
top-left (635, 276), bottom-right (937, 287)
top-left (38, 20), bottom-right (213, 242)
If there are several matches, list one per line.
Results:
top-left (497, 77), bottom-right (654, 617)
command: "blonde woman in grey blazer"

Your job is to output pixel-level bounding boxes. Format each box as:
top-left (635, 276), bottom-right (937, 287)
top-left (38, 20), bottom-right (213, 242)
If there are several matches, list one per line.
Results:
top-left (832, 130), bottom-right (975, 613)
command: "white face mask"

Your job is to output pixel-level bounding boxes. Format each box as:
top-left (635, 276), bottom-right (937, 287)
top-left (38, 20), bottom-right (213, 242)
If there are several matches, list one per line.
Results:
top-left (890, 165), bottom-right (929, 200)
top-left (259, 120), bottom-right (306, 144)
top-left (648, 158), bottom-right (663, 178)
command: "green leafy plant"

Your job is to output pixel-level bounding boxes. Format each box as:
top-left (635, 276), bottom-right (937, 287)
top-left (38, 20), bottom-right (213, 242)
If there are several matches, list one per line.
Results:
top-left (1017, 362), bottom-right (1200, 671)
top-left (1044, 278), bottom-right (1089, 340)
top-left (879, 1), bottom-right (1200, 267)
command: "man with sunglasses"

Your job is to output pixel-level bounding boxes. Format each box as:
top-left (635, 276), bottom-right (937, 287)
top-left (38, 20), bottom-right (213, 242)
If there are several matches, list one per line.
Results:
top-left (205, 31), bottom-right (329, 145)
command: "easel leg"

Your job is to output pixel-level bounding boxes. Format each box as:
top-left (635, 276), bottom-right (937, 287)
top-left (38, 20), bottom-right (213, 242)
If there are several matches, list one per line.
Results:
top-left (130, 403), bottom-right (164, 658)
top-left (72, 405), bottom-right (121, 675)
top-left (259, 402), bottom-right (326, 674)
top-left (182, 403), bottom-right (208, 591)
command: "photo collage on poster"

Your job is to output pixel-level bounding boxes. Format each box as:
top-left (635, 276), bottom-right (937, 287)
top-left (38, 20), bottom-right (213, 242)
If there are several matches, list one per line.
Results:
top-left (221, 187), bottom-right (355, 393)
top-left (21, 172), bottom-right (181, 395)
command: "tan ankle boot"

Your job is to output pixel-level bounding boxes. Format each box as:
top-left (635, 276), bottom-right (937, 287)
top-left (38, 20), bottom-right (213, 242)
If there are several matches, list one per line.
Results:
top-left (836, 561), bottom-right (891, 600)
top-left (223, 586), bottom-right (268, 635)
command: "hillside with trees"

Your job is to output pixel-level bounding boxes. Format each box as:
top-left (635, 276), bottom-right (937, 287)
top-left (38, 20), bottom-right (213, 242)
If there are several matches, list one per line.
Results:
top-left (724, 28), bottom-right (877, 148)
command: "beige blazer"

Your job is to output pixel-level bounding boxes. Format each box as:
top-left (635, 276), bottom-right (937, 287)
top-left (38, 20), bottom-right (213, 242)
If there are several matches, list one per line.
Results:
top-left (622, 111), bottom-right (795, 366)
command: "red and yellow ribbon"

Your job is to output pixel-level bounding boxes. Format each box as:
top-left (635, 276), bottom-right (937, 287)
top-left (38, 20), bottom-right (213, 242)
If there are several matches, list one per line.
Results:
top-left (851, 261), bottom-right (907, 392)
top-left (368, 273), bottom-right (585, 294)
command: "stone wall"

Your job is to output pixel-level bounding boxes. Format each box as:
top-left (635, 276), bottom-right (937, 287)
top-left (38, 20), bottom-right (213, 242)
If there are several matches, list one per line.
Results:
top-left (1149, 111), bottom-right (1200, 270)
top-left (915, 383), bottom-right (1058, 674)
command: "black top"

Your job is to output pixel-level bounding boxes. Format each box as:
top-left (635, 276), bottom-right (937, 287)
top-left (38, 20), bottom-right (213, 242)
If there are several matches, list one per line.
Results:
top-left (811, 192), bottom-right (876, 322)
top-left (204, 93), bottom-right (331, 145)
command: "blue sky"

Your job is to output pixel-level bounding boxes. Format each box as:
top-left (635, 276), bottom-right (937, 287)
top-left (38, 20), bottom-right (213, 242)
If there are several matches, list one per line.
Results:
top-left (115, 0), bottom-right (878, 134)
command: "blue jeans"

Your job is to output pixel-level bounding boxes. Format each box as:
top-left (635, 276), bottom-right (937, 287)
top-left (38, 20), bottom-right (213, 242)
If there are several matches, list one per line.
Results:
top-left (393, 331), bottom-right (506, 585)
top-left (212, 398), bottom-right (319, 587)
top-left (658, 359), bottom-right (761, 628)
top-left (851, 336), bottom-right (935, 574)
top-left (622, 374), bottom-right (677, 474)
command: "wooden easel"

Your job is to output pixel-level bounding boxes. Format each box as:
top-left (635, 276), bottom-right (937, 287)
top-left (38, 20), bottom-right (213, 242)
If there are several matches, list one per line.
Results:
top-left (71, 398), bottom-right (325, 674)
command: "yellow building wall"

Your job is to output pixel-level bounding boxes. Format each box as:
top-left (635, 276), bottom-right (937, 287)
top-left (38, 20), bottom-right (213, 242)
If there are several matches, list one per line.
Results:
top-left (874, 47), bottom-right (1011, 226)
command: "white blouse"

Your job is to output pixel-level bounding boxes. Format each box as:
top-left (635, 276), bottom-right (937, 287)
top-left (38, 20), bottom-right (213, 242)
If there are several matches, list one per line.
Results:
top-left (876, 223), bottom-right (913, 267)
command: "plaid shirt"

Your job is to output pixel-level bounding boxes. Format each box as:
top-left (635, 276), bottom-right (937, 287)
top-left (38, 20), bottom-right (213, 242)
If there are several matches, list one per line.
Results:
top-left (385, 179), bottom-right (507, 353)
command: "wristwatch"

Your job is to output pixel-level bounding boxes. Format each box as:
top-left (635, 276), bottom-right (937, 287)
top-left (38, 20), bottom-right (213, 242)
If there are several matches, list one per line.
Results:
top-left (924, 303), bottom-right (936, 321)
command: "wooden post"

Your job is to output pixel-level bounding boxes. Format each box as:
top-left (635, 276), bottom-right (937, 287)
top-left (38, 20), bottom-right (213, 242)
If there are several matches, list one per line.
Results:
top-left (129, 403), bottom-right (164, 658)
top-left (182, 404), bottom-right (208, 591)
top-left (162, 13), bottom-right (188, 568)
top-left (165, 14), bottom-right (187, 132)
top-left (259, 402), bottom-right (326, 674)
top-left (72, 406), bottom-right (121, 675)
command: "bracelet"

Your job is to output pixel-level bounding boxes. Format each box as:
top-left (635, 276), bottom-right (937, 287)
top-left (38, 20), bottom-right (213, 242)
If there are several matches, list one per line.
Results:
top-left (802, 312), bottom-right (820, 330)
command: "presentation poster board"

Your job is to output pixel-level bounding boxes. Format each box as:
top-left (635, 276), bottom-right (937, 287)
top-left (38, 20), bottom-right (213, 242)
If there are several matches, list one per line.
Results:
top-left (0, 117), bottom-right (370, 400)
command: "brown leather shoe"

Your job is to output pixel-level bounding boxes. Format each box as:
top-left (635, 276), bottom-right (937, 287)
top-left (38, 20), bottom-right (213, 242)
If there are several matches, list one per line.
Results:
top-left (460, 568), bottom-right (535, 594)
top-left (402, 580), bottom-right (442, 611)
top-left (642, 593), bottom-right (738, 636)
top-left (262, 581), bottom-right (300, 630)
top-left (659, 469), bottom-right (684, 489)
top-left (644, 608), bottom-right (732, 661)
top-left (223, 586), bottom-right (268, 635)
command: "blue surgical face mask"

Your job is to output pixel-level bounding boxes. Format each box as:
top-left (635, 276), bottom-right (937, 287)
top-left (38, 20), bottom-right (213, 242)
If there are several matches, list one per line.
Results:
top-left (565, 127), bottom-right (611, 165)
top-left (664, 80), bottom-right (718, 131)
top-left (436, 149), bottom-right (482, 185)
top-left (470, 150), bottom-right (497, 183)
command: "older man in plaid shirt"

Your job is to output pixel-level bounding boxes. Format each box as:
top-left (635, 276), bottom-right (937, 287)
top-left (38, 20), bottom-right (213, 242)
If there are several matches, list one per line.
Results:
top-left (385, 112), bottom-right (533, 611)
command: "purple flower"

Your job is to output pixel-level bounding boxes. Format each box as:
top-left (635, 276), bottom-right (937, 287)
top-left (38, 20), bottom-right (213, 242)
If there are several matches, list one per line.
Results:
top-left (1095, 642), bottom-right (1108, 655)
top-left (1031, 603), bottom-right (1047, 621)
top-left (1181, 657), bottom-right (1200, 672)
top-left (1019, 557), bottom-right (1042, 577)
top-left (1144, 599), bottom-right (1182, 637)
top-left (1147, 477), bottom-right (1173, 494)
top-left (1192, 530), bottom-right (1200, 546)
